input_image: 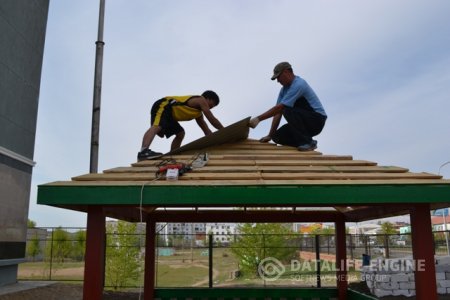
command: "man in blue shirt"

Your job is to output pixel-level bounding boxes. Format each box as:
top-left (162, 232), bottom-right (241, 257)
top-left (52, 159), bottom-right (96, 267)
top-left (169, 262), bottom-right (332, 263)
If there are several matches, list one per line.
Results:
top-left (249, 62), bottom-right (327, 151)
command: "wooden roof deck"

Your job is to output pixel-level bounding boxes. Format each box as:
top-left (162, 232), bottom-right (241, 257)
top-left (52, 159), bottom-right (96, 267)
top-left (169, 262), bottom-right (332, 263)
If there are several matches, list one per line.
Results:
top-left (38, 137), bottom-right (450, 222)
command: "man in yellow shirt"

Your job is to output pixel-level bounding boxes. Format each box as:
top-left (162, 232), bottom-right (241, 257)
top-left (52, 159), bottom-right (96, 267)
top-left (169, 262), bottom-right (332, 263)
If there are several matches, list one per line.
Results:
top-left (138, 90), bottom-right (224, 160)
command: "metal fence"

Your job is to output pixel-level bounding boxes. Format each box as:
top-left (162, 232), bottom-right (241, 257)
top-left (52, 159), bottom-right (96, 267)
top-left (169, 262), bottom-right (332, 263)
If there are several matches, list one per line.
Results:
top-left (19, 226), bottom-right (450, 289)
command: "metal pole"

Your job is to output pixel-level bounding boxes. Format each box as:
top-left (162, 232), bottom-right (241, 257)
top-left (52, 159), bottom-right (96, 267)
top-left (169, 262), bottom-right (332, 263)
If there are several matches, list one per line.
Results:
top-left (208, 233), bottom-right (213, 288)
top-left (315, 234), bottom-right (321, 288)
top-left (90, 0), bottom-right (106, 173)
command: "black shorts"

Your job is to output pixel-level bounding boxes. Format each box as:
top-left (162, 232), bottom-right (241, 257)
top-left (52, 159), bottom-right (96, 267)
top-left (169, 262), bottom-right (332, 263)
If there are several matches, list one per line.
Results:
top-left (150, 98), bottom-right (184, 138)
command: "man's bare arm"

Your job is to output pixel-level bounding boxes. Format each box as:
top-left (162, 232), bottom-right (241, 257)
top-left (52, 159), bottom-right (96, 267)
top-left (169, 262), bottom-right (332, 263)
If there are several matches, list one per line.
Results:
top-left (195, 115), bottom-right (213, 136)
top-left (190, 97), bottom-right (224, 130)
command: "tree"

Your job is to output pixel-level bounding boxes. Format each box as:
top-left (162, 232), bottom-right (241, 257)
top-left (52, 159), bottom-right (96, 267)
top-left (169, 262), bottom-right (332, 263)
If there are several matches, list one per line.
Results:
top-left (26, 233), bottom-right (41, 261)
top-left (71, 230), bottom-right (86, 261)
top-left (380, 222), bottom-right (397, 235)
top-left (46, 227), bottom-right (71, 264)
top-left (230, 223), bottom-right (297, 277)
top-left (377, 221), bottom-right (398, 245)
top-left (105, 221), bottom-right (142, 290)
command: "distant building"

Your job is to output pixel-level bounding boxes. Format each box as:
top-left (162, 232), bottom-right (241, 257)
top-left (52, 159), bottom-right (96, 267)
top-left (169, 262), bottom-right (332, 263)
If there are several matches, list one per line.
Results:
top-left (298, 223), bottom-right (322, 234)
top-left (159, 223), bottom-right (206, 237)
top-left (206, 223), bottom-right (236, 244)
top-left (347, 224), bottom-right (381, 235)
top-left (431, 216), bottom-right (450, 231)
top-left (399, 226), bottom-right (411, 234)
top-left (0, 1), bottom-right (49, 286)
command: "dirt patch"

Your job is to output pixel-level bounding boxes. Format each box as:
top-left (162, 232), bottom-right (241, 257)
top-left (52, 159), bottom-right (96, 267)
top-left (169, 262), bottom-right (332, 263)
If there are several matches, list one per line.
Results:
top-left (0, 283), bottom-right (141, 300)
top-left (0, 283), bottom-right (83, 300)
top-left (19, 268), bottom-right (84, 278)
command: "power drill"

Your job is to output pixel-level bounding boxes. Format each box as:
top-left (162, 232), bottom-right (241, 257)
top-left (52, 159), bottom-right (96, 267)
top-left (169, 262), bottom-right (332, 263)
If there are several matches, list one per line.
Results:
top-left (156, 163), bottom-right (192, 178)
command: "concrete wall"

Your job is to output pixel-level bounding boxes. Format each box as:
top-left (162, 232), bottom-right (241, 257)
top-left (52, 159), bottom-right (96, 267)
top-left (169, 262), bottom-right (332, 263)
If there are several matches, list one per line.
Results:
top-left (0, 0), bottom-right (49, 286)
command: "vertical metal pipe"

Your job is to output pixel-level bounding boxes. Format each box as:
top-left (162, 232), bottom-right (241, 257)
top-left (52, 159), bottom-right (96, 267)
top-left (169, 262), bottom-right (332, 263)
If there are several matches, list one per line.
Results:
top-left (90, 0), bottom-right (106, 173)
top-left (208, 233), bottom-right (213, 288)
top-left (315, 234), bottom-right (321, 288)
top-left (49, 229), bottom-right (54, 280)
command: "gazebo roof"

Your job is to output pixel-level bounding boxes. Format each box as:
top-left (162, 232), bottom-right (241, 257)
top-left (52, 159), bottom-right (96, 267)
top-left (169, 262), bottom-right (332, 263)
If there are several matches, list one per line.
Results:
top-left (37, 118), bottom-right (450, 223)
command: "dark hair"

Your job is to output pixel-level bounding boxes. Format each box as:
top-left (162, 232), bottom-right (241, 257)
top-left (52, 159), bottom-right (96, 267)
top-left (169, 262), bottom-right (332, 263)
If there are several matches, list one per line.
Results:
top-left (202, 90), bottom-right (220, 106)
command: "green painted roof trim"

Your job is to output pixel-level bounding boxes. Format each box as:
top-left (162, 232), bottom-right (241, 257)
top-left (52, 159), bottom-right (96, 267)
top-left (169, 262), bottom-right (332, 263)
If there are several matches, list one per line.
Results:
top-left (37, 184), bottom-right (450, 206)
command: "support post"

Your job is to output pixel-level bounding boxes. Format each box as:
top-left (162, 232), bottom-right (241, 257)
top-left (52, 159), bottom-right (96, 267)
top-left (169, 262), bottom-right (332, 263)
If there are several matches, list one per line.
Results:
top-left (315, 234), bottom-right (321, 288)
top-left (335, 216), bottom-right (347, 300)
top-left (144, 220), bottom-right (156, 300)
top-left (410, 204), bottom-right (437, 299)
top-left (209, 233), bottom-right (213, 288)
top-left (83, 206), bottom-right (105, 300)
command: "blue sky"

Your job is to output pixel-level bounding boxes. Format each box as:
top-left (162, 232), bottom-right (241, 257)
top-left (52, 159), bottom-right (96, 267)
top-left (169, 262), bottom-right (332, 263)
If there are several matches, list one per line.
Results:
top-left (30, 0), bottom-right (450, 227)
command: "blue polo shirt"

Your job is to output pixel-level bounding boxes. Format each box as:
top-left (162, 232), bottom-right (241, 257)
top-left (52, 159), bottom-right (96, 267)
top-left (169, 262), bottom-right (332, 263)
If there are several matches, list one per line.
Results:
top-left (276, 75), bottom-right (327, 117)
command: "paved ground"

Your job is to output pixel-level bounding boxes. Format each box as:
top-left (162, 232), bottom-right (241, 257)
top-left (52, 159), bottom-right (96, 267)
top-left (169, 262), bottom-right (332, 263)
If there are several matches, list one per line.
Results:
top-left (0, 282), bottom-right (140, 300)
top-left (2, 281), bottom-right (450, 299)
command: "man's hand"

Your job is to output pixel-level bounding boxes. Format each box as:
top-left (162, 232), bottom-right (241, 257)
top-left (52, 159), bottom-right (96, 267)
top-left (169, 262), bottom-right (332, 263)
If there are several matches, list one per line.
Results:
top-left (249, 117), bottom-right (260, 128)
top-left (259, 135), bottom-right (271, 143)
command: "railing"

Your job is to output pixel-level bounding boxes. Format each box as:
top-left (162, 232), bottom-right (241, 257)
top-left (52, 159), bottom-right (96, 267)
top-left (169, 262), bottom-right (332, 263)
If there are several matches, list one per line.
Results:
top-left (19, 226), bottom-right (450, 290)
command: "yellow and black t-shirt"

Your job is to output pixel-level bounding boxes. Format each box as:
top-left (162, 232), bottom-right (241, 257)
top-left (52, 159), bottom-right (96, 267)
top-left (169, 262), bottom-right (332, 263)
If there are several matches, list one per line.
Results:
top-left (150, 95), bottom-right (202, 138)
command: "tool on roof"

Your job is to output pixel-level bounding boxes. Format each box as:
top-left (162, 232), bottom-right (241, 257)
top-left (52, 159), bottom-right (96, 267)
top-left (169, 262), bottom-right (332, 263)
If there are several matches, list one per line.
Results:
top-left (155, 162), bottom-right (192, 180)
top-left (154, 152), bottom-right (208, 180)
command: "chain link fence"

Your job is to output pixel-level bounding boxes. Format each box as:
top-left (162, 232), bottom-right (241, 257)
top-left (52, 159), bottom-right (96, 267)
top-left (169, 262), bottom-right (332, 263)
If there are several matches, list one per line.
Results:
top-left (19, 226), bottom-right (450, 289)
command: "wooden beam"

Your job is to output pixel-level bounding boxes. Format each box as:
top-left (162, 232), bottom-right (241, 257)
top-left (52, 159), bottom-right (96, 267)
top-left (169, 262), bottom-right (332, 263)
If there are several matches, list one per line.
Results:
top-left (144, 220), bottom-right (156, 300)
top-left (83, 206), bottom-right (105, 300)
top-left (343, 204), bottom-right (412, 222)
top-left (410, 204), bottom-right (437, 299)
top-left (335, 216), bottom-right (347, 300)
top-left (149, 210), bottom-right (341, 223)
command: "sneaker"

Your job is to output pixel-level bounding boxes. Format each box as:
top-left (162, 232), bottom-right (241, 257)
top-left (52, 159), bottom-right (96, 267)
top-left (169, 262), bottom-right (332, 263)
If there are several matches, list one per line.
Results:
top-left (297, 140), bottom-right (317, 151)
top-left (137, 149), bottom-right (163, 160)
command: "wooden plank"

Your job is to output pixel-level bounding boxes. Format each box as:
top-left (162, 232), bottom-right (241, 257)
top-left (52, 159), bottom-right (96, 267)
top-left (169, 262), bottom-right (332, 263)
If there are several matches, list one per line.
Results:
top-left (72, 172), bottom-right (441, 183)
top-left (253, 159), bottom-right (377, 166)
top-left (210, 143), bottom-right (294, 150)
top-left (131, 155), bottom-right (360, 168)
top-left (192, 149), bottom-right (321, 155)
top-left (167, 117), bottom-right (251, 155)
top-left (134, 159), bottom-right (363, 168)
top-left (104, 165), bottom-right (408, 174)
top-left (73, 172), bottom-right (264, 181)
top-left (179, 172), bottom-right (262, 180)
top-left (44, 178), bottom-right (450, 186)
top-left (262, 172), bottom-right (442, 180)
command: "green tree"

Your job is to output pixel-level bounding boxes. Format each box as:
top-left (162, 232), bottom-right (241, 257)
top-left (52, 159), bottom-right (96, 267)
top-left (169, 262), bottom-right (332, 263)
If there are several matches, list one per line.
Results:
top-left (71, 230), bottom-right (86, 261)
top-left (380, 222), bottom-right (397, 235)
top-left (377, 222), bottom-right (397, 245)
top-left (46, 227), bottom-right (72, 264)
top-left (105, 221), bottom-right (142, 290)
top-left (26, 233), bottom-right (41, 261)
top-left (230, 223), bottom-right (296, 277)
